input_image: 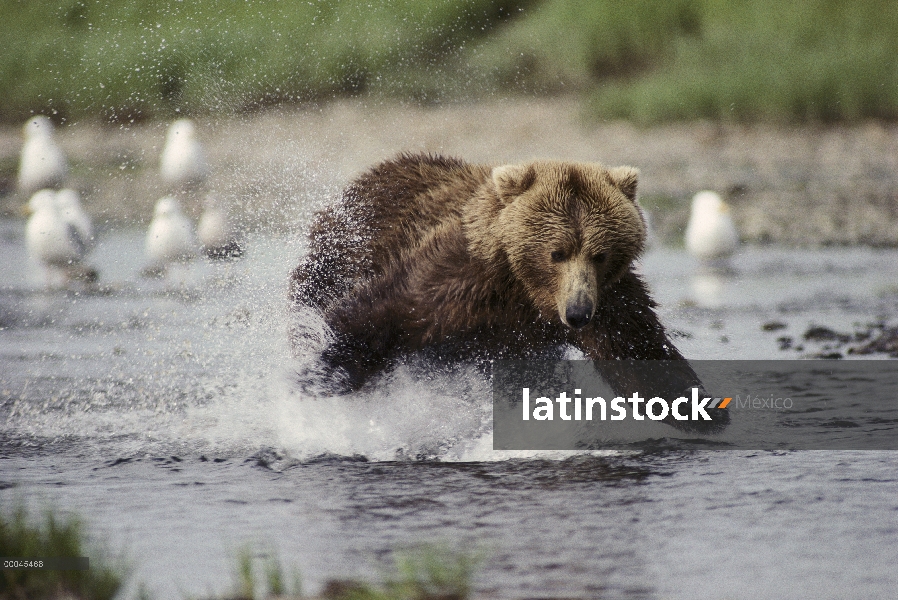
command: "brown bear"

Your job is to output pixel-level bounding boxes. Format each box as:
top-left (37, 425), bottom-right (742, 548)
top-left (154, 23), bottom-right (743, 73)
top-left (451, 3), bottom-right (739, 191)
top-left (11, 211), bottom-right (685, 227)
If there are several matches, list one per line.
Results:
top-left (291, 153), bottom-right (725, 431)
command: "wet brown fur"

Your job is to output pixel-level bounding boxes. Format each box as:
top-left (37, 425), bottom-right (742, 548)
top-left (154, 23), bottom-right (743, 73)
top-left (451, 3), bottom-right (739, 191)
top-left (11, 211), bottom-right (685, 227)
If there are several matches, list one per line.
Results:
top-left (291, 153), bottom-right (701, 404)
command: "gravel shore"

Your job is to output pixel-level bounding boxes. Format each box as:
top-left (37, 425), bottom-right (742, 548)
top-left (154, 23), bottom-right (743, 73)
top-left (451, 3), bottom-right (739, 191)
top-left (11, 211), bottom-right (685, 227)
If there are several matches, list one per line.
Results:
top-left (2, 97), bottom-right (897, 245)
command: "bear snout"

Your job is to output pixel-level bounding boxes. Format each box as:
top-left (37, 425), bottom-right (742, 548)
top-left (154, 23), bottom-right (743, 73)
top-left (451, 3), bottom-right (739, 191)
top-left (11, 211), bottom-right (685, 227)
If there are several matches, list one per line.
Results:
top-left (564, 297), bottom-right (595, 329)
top-left (556, 258), bottom-right (598, 329)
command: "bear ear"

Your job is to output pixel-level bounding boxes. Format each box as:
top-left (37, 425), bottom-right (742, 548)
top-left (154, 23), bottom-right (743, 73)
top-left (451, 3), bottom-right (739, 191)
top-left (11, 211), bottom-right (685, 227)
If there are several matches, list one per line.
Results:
top-left (491, 164), bottom-right (536, 201)
top-left (607, 166), bottom-right (639, 202)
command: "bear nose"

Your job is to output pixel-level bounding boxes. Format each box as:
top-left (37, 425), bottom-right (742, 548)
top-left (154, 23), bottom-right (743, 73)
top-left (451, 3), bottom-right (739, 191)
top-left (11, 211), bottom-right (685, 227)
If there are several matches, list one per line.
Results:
top-left (565, 301), bottom-right (594, 329)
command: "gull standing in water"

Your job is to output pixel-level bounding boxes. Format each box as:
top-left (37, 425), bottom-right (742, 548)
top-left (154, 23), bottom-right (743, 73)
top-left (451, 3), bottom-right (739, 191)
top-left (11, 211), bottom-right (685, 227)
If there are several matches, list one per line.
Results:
top-left (25, 189), bottom-right (97, 287)
top-left (160, 118), bottom-right (209, 192)
top-left (144, 196), bottom-right (198, 278)
top-left (198, 194), bottom-right (243, 260)
top-left (685, 190), bottom-right (739, 306)
top-left (18, 116), bottom-right (68, 195)
top-left (685, 191), bottom-right (739, 266)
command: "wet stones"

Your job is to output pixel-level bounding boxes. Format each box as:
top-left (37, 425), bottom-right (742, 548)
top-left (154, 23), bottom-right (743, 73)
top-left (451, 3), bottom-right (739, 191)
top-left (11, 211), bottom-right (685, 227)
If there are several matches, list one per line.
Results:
top-left (848, 326), bottom-right (898, 357)
top-left (764, 321), bottom-right (897, 358)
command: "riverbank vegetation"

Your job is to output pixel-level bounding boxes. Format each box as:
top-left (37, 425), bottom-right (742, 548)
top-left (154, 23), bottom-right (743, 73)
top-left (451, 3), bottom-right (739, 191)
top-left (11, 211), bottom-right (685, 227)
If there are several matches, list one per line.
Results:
top-left (0, 506), bottom-right (122, 600)
top-left (1, 506), bottom-right (479, 600)
top-left (1, 0), bottom-right (896, 123)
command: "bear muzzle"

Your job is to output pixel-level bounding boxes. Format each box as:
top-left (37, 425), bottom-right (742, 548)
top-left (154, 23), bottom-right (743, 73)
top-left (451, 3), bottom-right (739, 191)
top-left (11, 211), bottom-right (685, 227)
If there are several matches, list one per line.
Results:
top-left (564, 297), bottom-right (595, 329)
top-left (557, 258), bottom-right (598, 329)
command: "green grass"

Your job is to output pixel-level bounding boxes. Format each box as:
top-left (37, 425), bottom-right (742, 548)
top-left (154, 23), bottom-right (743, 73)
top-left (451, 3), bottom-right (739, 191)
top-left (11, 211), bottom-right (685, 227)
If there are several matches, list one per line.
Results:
top-left (2, 0), bottom-right (896, 123)
top-left (471, 0), bottom-right (898, 122)
top-left (226, 546), bottom-right (303, 600)
top-left (468, 0), bottom-right (702, 92)
top-left (377, 544), bottom-right (480, 600)
top-left (0, 506), bottom-right (124, 600)
top-left (221, 544), bottom-right (479, 600)
top-left (0, 502), bottom-right (481, 600)
top-left (0, 0), bottom-right (528, 123)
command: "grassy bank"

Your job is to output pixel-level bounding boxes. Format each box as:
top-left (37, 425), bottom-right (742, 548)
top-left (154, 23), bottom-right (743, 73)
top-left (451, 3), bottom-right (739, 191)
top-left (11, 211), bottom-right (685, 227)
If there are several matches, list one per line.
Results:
top-left (1, 505), bottom-right (479, 600)
top-left (1, 1), bottom-right (897, 123)
top-left (224, 543), bottom-right (479, 600)
top-left (0, 0), bottom-right (526, 123)
top-left (0, 506), bottom-right (122, 600)
top-left (473, 0), bottom-right (898, 122)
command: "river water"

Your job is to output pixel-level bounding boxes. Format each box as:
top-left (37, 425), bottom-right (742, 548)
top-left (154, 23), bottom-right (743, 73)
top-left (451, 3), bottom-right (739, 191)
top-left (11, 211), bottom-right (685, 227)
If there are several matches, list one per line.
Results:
top-left (1, 218), bottom-right (897, 599)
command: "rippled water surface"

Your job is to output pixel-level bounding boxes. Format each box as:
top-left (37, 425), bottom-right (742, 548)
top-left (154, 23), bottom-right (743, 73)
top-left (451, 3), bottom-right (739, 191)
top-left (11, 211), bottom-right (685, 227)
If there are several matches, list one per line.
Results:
top-left (2, 219), bottom-right (897, 599)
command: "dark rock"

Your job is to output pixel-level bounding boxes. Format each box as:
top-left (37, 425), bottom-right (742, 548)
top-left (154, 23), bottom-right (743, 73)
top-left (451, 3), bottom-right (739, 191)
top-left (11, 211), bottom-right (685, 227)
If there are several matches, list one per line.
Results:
top-left (322, 579), bottom-right (370, 600)
top-left (849, 326), bottom-right (898, 357)
top-left (204, 240), bottom-right (244, 260)
top-left (803, 326), bottom-right (851, 343)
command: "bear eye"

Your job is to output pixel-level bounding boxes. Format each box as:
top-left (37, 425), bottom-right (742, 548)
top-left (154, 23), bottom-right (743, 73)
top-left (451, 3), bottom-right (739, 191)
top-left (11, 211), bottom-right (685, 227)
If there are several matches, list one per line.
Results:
top-left (592, 252), bottom-right (607, 264)
top-left (550, 250), bottom-right (566, 262)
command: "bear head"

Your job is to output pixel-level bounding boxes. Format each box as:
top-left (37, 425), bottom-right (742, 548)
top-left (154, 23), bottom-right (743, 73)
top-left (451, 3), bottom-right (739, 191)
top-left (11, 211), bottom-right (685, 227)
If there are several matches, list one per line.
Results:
top-left (465, 160), bottom-right (646, 329)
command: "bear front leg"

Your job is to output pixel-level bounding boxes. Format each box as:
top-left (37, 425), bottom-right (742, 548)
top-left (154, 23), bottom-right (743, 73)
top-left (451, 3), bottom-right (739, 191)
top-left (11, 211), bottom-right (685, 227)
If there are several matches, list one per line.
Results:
top-left (575, 270), bottom-right (729, 433)
top-left (579, 269), bottom-right (682, 361)
top-left (308, 225), bottom-right (486, 394)
top-left (314, 277), bottom-right (414, 393)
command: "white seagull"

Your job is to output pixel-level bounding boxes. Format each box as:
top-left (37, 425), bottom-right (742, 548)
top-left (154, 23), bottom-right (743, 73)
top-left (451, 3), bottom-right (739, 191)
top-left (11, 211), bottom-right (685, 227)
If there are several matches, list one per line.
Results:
top-left (197, 194), bottom-right (243, 260)
top-left (159, 118), bottom-right (209, 191)
top-left (145, 196), bottom-right (198, 274)
top-left (685, 191), bottom-right (739, 264)
top-left (18, 116), bottom-right (68, 195)
top-left (26, 189), bottom-right (97, 287)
